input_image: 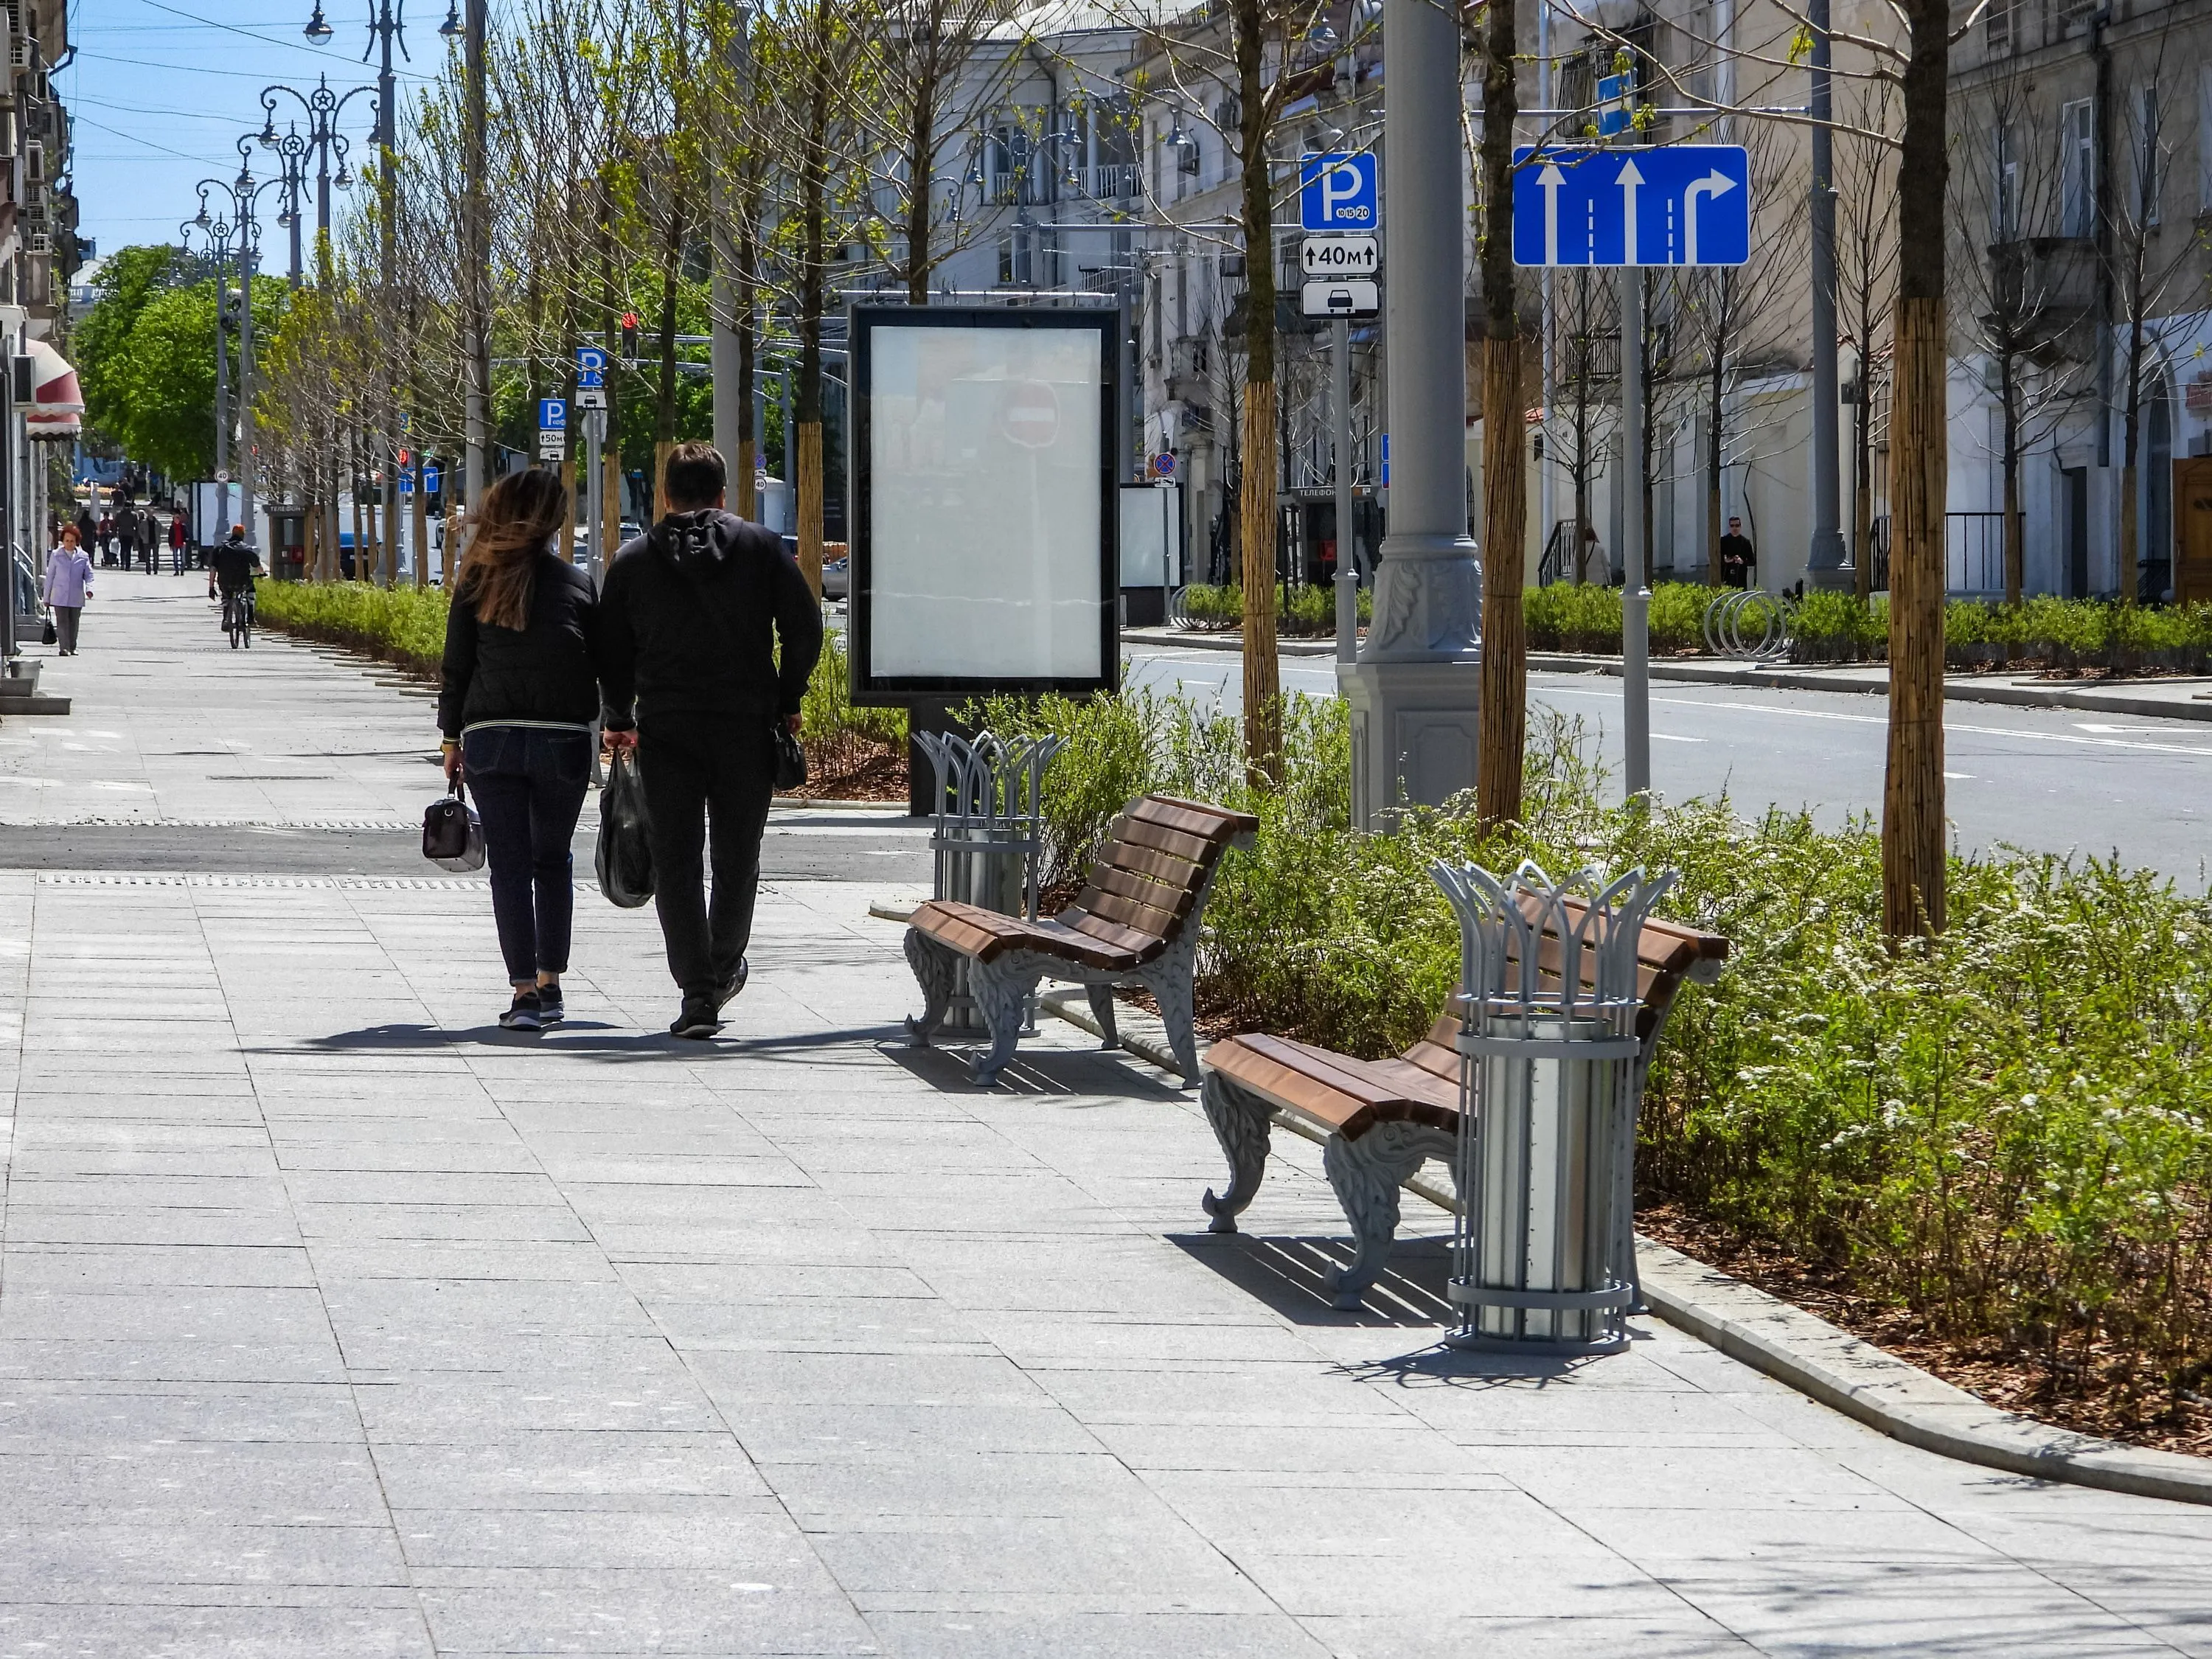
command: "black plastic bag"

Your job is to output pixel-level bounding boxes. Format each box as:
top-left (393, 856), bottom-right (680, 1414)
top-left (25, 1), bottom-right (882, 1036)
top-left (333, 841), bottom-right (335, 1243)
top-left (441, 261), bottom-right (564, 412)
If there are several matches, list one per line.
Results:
top-left (596, 746), bottom-right (655, 908)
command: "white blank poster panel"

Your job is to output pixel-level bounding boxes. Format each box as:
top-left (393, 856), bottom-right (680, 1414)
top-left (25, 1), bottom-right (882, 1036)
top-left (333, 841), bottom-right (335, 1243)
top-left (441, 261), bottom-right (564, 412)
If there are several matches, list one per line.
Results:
top-left (867, 324), bottom-right (1104, 681)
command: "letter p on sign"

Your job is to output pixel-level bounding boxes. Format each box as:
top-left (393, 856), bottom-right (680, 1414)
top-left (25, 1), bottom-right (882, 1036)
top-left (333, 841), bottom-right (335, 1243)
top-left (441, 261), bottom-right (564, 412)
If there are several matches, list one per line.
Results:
top-left (1300, 153), bottom-right (1379, 232)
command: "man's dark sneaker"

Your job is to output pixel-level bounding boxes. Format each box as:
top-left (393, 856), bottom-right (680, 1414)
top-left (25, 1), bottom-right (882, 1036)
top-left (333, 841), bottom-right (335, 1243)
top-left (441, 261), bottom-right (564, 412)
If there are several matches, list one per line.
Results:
top-left (536, 986), bottom-right (565, 1026)
top-left (669, 996), bottom-right (723, 1040)
top-left (714, 957), bottom-right (750, 1014)
top-left (500, 989), bottom-right (543, 1032)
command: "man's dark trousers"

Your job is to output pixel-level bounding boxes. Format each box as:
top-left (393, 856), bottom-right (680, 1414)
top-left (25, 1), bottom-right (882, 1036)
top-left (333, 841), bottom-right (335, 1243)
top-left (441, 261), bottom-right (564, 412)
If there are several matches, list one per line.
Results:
top-left (639, 717), bottom-right (776, 998)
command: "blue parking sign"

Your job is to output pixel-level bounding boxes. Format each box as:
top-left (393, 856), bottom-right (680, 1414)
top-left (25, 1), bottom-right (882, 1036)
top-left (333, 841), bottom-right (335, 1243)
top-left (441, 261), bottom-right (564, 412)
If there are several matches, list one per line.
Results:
top-left (1300, 153), bottom-right (1378, 232)
top-left (575, 346), bottom-right (608, 387)
top-left (539, 397), bottom-right (568, 431)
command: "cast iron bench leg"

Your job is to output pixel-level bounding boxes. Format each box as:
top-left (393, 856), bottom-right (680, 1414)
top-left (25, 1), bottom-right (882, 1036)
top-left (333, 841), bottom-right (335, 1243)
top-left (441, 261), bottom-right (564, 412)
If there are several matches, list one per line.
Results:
top-left (1085, 984), bottom-right (1119, 1050)
top-left (1138, 937), bottom-right (1201, 1086)
top-left (1198, 1071), bottom-right (1273, 1233)
top-left (969, 959), bottom-right (1041, 1084)
top-left (1322, 1124), bottom-right (1458, 1311)
top-left (902, 929), bottom-right (956, 1047)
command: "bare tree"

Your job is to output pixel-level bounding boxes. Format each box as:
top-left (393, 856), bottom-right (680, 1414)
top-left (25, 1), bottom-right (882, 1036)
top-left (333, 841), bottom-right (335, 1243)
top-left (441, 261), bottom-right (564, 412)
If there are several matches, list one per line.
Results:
top-left (1947, 76), bottom-right (2082, 607)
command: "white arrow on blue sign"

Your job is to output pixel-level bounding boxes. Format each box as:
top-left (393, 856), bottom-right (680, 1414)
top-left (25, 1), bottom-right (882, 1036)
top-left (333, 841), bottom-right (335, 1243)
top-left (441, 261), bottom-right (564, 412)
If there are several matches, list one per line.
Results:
top-left (575, 346), bottom-right (608, 388)
top-left (1299, 153), bottom-right (1378, 232)
top-left (423, 463), bottom-right (441, 494)
top-left (539, 397), bottom-right (568, 431)
top-left (1512, 145), bottom-right (1750, 268)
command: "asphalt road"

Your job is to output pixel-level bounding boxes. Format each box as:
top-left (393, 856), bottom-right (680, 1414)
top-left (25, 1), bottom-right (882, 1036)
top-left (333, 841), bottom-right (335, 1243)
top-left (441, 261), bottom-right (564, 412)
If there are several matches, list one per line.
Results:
top-left (1125, 643), bottom-right (2212, 883)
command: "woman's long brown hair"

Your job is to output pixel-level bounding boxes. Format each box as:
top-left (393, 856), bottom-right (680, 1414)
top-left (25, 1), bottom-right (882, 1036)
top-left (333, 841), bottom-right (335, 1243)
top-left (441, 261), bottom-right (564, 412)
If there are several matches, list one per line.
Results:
top-left (453, 468), bottom-right (570, 632)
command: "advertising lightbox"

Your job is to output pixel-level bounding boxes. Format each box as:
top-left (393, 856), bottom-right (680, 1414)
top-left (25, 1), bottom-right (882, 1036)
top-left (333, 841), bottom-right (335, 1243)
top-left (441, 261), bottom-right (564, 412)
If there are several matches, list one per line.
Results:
top-left (849, 305), bottom-right (1119, 703)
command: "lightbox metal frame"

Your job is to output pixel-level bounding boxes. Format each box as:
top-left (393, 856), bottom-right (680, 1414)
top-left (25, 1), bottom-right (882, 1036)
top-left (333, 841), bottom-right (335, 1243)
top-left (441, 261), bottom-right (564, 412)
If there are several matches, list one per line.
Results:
top-left (848, 304), bottom-right (1121, 706)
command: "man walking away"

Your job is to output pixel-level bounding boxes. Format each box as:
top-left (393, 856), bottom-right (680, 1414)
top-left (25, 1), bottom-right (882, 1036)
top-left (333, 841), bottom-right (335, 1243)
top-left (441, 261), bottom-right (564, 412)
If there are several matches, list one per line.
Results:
top-left (1719, 516), bottom-right (1756, 590)
top-left (599, 442), bottom-right (823, 1039)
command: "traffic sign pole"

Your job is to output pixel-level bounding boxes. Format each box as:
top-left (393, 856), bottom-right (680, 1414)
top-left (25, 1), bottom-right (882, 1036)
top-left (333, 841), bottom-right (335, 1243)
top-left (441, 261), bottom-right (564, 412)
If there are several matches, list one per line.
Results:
top-left (1621, 269), bottom-right (1650, 806)
top-left (1333, 317), bottom-right (1356, 667)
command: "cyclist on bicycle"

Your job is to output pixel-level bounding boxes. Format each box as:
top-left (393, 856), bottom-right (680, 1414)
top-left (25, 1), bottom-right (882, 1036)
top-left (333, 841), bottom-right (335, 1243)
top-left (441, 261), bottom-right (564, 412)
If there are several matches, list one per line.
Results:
top-left (209, 525), bottom-right (262, 630)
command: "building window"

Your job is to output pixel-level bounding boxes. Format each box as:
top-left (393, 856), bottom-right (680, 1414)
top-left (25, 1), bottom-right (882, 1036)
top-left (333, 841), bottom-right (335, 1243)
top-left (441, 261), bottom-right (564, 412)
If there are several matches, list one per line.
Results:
top-left (1986, 0), bottom-right (2012, 57)
top-left (2061, 97), bottom-right (2095, 237)
top-left (998, 230), bottom-right (1032, 287)
top-left (2133, 85), bottom-right (2160, 227)
top-left (1995, 122), bottom-right (2019, 239)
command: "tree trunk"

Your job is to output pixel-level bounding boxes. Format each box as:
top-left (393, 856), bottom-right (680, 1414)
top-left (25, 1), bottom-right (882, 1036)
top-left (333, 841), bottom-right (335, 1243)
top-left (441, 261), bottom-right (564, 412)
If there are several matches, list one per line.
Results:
top-left (796, 47), bottom-right (830, 601)
top-left (1885, 296), bottom-right (1948, 937)
top-left (798, 421), bottom-right (824, 597)
top-left (1474, 0), bottom-right (1523, 829)
top-left (1240, 382), bottom-right (1281, 784)
top-left (737, 226), bottom-right (758, 521)
top-left (1854, 392), bottom-right (1874, 602)
top-left (1233, 0), bottom-right (1279, 785)
top-left (2122, 318), bottom-right (2145, 602)
top-left (2001, 371), bottom-right (2023, 608)
top-left (905, 69), bottom-right (936, 306)
top-left (1477, 341), bottom-right (1526, 826)
top-left (1706, 365), bottom-right (1725, 588)
top-left (1882, 0), bottom-right (1950, 939)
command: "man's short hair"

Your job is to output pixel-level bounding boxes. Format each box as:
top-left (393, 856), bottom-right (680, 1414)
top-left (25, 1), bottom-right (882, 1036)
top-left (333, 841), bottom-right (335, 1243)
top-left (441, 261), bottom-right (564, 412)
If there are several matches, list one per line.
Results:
top-left (232, 524), bottom-right (246, 538)
top-left (663, 442), bottom-right (726, 512)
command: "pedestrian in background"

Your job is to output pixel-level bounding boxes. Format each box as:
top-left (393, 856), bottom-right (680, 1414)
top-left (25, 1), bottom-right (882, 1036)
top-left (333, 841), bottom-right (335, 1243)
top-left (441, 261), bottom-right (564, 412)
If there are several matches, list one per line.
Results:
top-left (1719, 517), bottom-right (1756, 590)
top-left (170, 512), bottom-right (189, 574)
top-left (141, 513), bottom-right (159, 574)
top-left (599, 442), bottom-right (823, 1040)
top-left (96, 510), bottom-right (116, 568)
top-left (438, 468), bottom-right (606, 1034)
top-left (42, 524), bottom-right (91, 655)
top-left (116, 501), bottom-right (139, 571)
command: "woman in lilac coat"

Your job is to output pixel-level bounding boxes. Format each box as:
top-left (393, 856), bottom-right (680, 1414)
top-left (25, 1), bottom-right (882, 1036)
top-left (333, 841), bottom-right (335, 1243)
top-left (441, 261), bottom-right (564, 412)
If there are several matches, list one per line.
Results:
top-left (43, 524), bottom-right (92, 655)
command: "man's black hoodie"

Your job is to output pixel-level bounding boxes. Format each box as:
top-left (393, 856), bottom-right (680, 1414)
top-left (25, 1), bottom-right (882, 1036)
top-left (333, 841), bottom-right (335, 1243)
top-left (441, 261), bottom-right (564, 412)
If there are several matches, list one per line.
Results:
top-left (598, 509), bottom-right (823, 732)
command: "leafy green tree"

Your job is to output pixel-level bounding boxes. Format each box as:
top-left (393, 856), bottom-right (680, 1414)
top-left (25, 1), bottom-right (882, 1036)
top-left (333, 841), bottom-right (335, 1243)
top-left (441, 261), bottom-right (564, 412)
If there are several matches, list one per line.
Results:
top-left (73, 245), bottom-right (184, 451)
top-left (90, 274), bottom-right (290, 484)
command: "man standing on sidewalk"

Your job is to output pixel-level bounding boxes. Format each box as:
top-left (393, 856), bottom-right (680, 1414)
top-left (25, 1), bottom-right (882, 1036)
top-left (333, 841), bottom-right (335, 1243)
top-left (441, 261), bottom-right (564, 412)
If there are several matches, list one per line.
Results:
top-left (599, 442), bottom-right (823, 1039)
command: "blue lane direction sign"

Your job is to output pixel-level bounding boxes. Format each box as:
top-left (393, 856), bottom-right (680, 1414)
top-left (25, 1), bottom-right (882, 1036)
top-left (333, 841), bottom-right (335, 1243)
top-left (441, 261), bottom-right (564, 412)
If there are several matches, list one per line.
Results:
top-left (1300, 152), bottom-right (1378, 232)
top-left (538, 397), bottom-right (568, 431)
top-left (1512, 145), bottom-right (1750, 268)
top-left (423, 462), bottom-right (442, 495)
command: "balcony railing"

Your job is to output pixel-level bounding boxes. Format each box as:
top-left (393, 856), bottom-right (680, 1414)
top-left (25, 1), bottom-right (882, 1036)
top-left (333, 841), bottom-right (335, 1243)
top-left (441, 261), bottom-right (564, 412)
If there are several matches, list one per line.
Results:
top-left (1079, 162), bottom-right (1140, 201)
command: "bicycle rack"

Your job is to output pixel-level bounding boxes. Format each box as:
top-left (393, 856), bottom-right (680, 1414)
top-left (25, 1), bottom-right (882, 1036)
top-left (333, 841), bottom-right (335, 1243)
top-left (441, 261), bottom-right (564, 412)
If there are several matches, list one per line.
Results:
top-left (1701, 588), bottom-right (1795, 662)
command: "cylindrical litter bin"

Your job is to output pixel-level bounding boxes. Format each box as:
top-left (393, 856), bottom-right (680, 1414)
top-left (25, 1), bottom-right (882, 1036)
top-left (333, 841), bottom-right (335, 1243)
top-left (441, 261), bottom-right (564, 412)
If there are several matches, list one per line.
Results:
top-left (914, 730), bottom-right (1062, 1032)
top-left (1431, 860), bottom-right (1674, 1355)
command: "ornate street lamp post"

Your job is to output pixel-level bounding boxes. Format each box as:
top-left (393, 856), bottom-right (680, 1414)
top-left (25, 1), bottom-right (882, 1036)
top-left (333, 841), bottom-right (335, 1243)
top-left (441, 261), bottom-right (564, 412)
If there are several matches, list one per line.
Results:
top-left (257, 74), bottom-right (369, 288)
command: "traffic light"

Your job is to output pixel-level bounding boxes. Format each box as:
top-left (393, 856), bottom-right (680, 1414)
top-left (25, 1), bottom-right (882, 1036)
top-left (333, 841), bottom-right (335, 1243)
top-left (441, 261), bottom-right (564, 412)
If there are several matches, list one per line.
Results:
top-left (620, 311), bottom-right (638, 363)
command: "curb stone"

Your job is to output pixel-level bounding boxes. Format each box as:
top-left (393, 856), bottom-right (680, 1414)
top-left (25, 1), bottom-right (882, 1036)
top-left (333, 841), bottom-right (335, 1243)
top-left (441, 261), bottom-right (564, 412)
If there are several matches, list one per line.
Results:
top-left (1029, 981), bottom-right (2212, 1506)
top-left (1121, 627), bottom-right (2212, 725)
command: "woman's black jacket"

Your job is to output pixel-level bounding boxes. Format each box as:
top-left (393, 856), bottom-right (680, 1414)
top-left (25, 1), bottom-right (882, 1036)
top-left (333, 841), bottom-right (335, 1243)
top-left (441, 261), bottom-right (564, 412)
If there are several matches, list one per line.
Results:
top-left (438, 553), bottom-right (605, 739)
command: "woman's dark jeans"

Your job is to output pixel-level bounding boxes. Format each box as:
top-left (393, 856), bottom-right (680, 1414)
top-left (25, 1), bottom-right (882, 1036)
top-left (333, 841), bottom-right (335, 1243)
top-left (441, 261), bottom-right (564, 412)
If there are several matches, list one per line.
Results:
top-left (462, 726), bottom-right (593, 984)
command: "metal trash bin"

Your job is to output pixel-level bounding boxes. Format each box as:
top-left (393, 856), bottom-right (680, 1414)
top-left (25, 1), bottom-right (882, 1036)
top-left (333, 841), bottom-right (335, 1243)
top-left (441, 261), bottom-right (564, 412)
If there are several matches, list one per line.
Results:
top-left (1430, 860), bottom-right (1674, 1356)
top-left (914, 729), bottom-right (1062, 1032)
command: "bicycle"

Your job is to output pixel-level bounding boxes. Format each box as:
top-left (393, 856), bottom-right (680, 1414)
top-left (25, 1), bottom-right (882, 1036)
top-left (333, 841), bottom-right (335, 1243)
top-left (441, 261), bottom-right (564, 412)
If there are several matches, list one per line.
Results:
top-left (223, 586), bottom-right (255, 650)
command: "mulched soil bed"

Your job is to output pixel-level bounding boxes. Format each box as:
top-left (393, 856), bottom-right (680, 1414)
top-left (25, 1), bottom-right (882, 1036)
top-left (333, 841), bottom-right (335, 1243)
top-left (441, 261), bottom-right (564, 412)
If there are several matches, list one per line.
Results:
top-left (1635, 1200), bottom-right (2212, 1459)
top-left (781, 743), bottom-right (908, 802)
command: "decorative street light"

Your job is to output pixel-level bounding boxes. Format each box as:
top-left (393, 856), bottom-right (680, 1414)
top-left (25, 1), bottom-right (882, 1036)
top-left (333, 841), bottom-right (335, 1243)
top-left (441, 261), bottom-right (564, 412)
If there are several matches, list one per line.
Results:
top-left (179, 209), bottom-right (237, 500)
top-left (193, 142), bottom-right (286, 556)
top-left (258, 73), bottom-right (372, 288)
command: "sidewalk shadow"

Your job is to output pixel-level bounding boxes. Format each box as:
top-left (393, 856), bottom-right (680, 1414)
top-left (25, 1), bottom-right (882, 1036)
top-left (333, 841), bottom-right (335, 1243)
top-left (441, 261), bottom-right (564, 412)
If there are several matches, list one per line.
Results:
top-left (260, 1019), bottom-right (925, 1063)
top-left (1165, 1229), bottom-right (1456, 1328)
top-left (878, 1038), bottom-right (1189, 1102)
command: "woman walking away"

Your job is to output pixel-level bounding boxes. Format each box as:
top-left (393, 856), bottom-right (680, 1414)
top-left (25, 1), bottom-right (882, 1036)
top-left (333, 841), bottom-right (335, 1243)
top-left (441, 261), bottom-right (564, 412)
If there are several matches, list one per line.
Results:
top-left (438, 469), bottom-right (605, 1032)
top-left (43, 525), bottom-right (92, 655)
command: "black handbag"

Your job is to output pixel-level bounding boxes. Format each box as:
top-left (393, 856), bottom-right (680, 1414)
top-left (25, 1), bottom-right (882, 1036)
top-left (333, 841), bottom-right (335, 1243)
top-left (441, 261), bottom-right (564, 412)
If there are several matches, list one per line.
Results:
top-left (422, 778), bottom-right (486, 872)
top-left (773, 721), bottom-right (807, 791)
top-left (40, 617), bottom-right (55, 645)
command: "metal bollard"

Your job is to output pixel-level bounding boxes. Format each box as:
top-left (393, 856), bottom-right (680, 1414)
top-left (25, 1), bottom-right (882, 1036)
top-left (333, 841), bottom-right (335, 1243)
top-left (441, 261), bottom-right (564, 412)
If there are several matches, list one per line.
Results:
top-left (914, 730), bottom-right (1063, 1032)
top-left (1430, 860), bottom-right (1674, 1356)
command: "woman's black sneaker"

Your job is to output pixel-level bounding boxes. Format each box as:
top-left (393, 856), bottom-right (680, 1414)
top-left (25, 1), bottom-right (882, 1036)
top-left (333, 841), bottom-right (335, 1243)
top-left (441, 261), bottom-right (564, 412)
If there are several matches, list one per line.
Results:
top-left (536, 987), bottom-right (565, 1026)
top-left (500, 990), bottom-right (544, 1032)
top-left (714, 957), bottom-right (749, 1013)
top-left (670, 996), bottom-right (722, 1040)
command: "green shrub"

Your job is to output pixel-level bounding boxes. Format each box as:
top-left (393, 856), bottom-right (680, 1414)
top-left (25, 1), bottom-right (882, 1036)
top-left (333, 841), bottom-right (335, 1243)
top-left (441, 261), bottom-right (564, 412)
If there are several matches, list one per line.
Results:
top-left (1176, 582), bottom-right (1372, 636)
top-left (985, 684), bottom-right (2212, 1426)
top-left (254, 577), bottom-right (451, 672)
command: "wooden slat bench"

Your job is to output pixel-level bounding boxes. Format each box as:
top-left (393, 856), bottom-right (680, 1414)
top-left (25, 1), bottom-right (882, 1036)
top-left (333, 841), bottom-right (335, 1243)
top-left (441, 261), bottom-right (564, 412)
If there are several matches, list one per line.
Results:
top-left (1198, 903), bottom-right (1728, 1309)
top-left (905, 794), bottom-right (1259, 1085)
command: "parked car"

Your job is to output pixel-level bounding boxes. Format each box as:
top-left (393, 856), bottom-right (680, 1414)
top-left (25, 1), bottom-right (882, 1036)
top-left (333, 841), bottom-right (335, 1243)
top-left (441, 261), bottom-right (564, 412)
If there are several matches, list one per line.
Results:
top-left (821, 555), bottom-right (849, 600)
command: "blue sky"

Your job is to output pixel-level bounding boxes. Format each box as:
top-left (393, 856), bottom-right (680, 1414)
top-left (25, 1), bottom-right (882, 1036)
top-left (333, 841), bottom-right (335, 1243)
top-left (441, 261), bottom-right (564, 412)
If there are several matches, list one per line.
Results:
top-left (62, 1), bottom-right (449, 268)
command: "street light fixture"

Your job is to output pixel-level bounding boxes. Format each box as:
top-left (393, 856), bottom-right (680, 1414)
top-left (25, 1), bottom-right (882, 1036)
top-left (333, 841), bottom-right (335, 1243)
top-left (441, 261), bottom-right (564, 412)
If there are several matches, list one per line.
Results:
top-left (304, 4), bottom-right (333, 41)
top-left (260, 73), bottom-right (372, 286)
top-left (438, 1), bottom-right (462, 38)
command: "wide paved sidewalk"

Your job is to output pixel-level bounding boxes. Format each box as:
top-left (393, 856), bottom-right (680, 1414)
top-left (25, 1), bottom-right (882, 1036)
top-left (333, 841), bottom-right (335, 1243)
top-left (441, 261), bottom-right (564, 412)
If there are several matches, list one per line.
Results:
top-left (1, 575), bottom-right (2208, 1658)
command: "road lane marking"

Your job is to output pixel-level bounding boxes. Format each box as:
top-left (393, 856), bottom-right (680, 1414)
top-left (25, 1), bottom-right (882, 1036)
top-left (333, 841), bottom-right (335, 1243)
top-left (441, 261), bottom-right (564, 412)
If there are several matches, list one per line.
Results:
top-left (1536, 684), bottom-right (2212, 759)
